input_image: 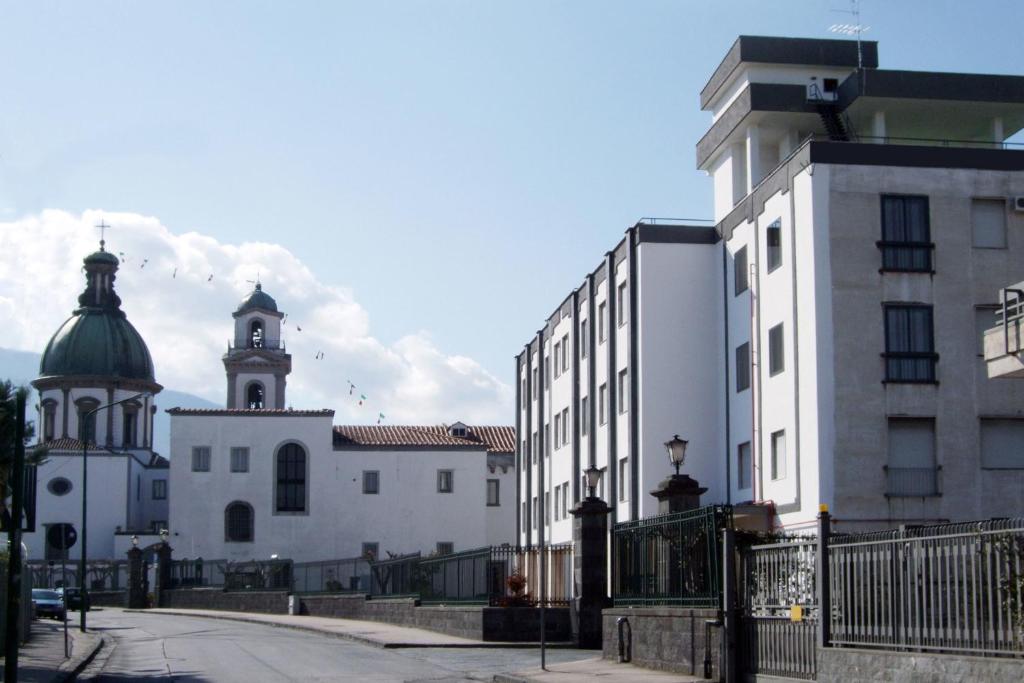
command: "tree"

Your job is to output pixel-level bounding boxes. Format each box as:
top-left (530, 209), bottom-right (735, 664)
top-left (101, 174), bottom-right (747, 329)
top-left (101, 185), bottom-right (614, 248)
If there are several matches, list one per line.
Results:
top-left (0, 379), bottom-right (47, 518)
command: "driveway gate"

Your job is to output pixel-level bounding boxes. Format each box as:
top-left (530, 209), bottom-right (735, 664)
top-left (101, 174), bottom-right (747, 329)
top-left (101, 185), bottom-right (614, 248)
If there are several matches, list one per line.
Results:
top-left (739, 538), bottom-right (818, 680)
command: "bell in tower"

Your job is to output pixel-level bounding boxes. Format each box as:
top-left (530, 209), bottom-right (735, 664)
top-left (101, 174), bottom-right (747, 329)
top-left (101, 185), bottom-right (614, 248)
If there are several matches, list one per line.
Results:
top-left (223, 282), bottom-right (292, 409)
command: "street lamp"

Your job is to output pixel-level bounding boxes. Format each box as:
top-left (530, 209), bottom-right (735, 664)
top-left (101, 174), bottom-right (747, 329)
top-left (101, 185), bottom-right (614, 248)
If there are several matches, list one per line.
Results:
top-left (159, 528), bottom-right (169, 544)
top-left (584, 464), bottom-right (603, 499)
top-left (665, 435), bottom-right (688, 477)
top-left (80, 391), bottom-right (149, 632)
top-left (130, 535), bottom-right (139, 549)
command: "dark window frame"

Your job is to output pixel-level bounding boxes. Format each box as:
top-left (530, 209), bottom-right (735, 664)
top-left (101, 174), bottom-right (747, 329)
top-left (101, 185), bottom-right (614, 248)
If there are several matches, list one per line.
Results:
top-left (152, 479), bottom-right (167, 500)
top-left (437, 469), bottom-right (454, 493)
top-left (275, 443), bottom-right (307, 513)
top-left (363, 470), bottom-right (380, 494)
top-left (486, 478), bottom-right (500, 506)
top-left (736, 342), bottom-right (750, 392)
top-left (769, 323), bottom-right (785, 376)
top-left (883, 304), bottom-right (938, 383)
top-left (766, 220), bottom-right (782, 273)
top-left (230, 447), bottom-right (250, 473)
top-left (225, 501), bottom-right (254, 543)
top-left (734, 246), bottom-right (749, 296)
top-left (191, 446), bottom-right (211, 472)
top-left (878, 194), bottom-right (934, 273)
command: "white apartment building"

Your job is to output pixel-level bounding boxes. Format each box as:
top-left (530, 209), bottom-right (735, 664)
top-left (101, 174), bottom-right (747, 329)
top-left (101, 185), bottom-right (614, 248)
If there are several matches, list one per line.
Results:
top-left (518, 35), bottom-right (1024, 541)
top-left (169, 285), bottom-right (515, 561)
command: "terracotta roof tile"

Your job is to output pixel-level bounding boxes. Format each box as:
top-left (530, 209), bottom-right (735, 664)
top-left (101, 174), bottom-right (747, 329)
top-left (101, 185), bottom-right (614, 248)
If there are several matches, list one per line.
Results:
top-left (333, 425), bottom-right (514, 454)
top-left (32, 437), bottom-right (110, 452)
top-left (166, 408), bottom-right (335, 417)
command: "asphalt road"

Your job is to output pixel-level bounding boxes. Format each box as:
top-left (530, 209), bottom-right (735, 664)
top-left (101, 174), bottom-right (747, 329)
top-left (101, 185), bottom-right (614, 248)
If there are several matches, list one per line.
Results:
top-left (79, 609), bottom-right (590, 682)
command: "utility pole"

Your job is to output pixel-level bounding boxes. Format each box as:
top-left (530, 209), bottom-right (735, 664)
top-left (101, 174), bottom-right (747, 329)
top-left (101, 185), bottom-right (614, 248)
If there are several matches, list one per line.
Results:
top-left (5, 391), bottom-right (27, 682)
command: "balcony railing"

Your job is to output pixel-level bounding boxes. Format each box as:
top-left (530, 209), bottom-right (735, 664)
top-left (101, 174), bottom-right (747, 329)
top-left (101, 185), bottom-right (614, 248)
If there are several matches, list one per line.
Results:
top-left (228, 338), bottom-right (285, 352)
top-left (883, 352), bottom-right (938, 383)
top-left (884, 466), bottom-right (941, 497)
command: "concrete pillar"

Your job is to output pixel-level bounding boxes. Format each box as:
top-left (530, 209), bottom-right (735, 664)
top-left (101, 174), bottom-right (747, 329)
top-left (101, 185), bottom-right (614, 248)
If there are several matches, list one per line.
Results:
top-left (872, 110), bottom-right (886, 143)
top-left (650, 474), bottom-right (707, 515)
top-left (571, 497), bottom-right (612, 649)
top-left (745, 124), bottom-right (761, 192)
top-left (993, 116), bottom-right (1005, 148)
top-left (126, 546), bottom-right (147, 608)
top-left (154, 542), bottom-right (173, 607)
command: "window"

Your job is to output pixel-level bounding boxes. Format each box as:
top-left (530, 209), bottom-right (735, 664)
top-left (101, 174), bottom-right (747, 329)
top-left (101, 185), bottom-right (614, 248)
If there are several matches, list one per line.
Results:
top-left (581, 319), bottom-right (589, 358)
top-left (230, 447), bottom-right (250, 473)
top-left (598, 302), bottom-right (607, 343)
top-left (521, 378), bottom-right (526, 404)
top-left (532, 432), bottom-right (538, 464)
top-left (77, 401), bottom-right (98, 443)
top-left (879, 195), bottom-right (932, 271)
top-left (275, 443), bottom-right (307, 512)
top-left (884, 305), bottom-right (936, 382)
top-left (736, 343), bottom-right (750, 392)
top-left (437, 469), bottom-right (454, 493)
top-left (561, 334), bottom-right (569, 373)
top-left (599, 467), bottom-right (607, 500)
top-left (971, 198), bottom-right (1007, 249)
top-left (561, 408), bottom-right (569, 446)
top-left (362, 542), bottom-right (379, 561)
top-left (545, 356), bottom-right (551, 389)
top-left (532, 368), bottom-right (538, 399)
top-left (553, 413), bottom-right (561, 450)
top-left (770, 430), bottom-right (787, 480)
top-left (521, 501), bottom-right (526, 529)
top-left (554, 486), bottom-right (560, 521)
top-left (769, 323), bottom-right (785, 376)
top-left (618, 368), bottom-right (629, 413)
top-left (225, 502), bottom-right (253, 542)
top-left (246, 382), bottom-right (265, 410)
top-left (151, 520), bottom-right (167, 534)
top-left (363, 470), bottom-right (380, 494)
top-left (737, 442), bottom-right (751, 489)
top-left (249, 319), bottom-right (264, 348)
top-left (152, 479), bottom-right (167, 500)
top-left (42, 402), bottom-right (56, 442)
top-left (191, 446), bottom-right (211, 472)
top-left (734, 246), bottom-right (748, 295)
top-left (975, 305), bottom-right (999, 356)
top-left (532, 496), bottom-right (538, 528)
top-left (545, 492), bottom-right (550, 525)
top-left (886, 418), bottom-right (938, 496)
top-left (980, 419), bottom-right (1024, 469)
top-left (122, 408), bottom-right (138, 447)
top-left (561, 482), bottom-right (569, 518)
top-left (544, 424), bottom-right (550, 457)
top-left (617, 282), bottom-right (628, 327)
top-left (581, 396), bottom-right (589, 436)
top-left (599, 383), bottom-right (608, 425)
top-left (436, 542), bottom-right (454, 556)
top-left (766, 220), bottom-right (782, 272)
top-left (553, 342), bottom-right (561, 378)
top-left (487, 479), bottom-right (500, 506)
top-left (618, 457), bottom-right (629, 502)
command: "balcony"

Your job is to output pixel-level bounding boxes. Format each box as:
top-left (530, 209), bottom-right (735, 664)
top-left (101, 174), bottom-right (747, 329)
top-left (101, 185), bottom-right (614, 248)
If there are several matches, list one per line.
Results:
top-left (884, 466), bottom-right (941, 497)
top-left (984, 284), bottom-right (1024, 379)
top-left (228, 338), bottom-right (285, 353)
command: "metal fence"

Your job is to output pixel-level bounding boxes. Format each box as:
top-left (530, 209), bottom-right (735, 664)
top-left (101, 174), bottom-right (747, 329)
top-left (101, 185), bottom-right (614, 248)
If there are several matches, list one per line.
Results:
top-left (367, 545), bottom-right (573, 606)
top-left (292, 557), bottom-right (370, 594)
top-left (27, 560), bottom-right (129, 591)
top-left (167, 558), bottom-right (292, 591)
top-left (611, 505), bottom-right (732, 607)
top-left (740, 537), bottom-right (819, 680)
top-left (829, 519), bottom-right (1024, 657)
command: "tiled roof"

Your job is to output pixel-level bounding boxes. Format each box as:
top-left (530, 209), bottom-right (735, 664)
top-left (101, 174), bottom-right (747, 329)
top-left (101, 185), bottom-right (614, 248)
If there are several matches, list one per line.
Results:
top-left (166, 408), bottom-right (335, 417)
top-left (32, 437), bottom-right (109, 452)
top-left (333, 425), bottom-right (515, 454)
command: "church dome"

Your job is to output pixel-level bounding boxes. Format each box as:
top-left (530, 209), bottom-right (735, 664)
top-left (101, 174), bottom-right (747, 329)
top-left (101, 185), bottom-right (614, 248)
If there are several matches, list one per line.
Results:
top-left (37, 244), bottom-right (157, 384)
top-left (235, 283), bottom-right (278, 315)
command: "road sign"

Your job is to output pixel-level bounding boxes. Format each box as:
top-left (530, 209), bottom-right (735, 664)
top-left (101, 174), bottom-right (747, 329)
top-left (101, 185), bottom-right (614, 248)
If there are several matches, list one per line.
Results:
top-left (46, 523), bottom-right (77, 551)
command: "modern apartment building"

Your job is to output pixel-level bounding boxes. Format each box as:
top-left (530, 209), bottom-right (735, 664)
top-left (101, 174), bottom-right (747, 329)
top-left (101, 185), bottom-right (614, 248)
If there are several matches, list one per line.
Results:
top-left (517, 35), bottom-right (1024, 542)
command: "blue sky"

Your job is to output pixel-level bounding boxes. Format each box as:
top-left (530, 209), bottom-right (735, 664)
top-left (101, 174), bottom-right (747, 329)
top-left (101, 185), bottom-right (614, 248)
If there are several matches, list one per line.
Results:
top-left (1, 0), bottom-right (1022, 388)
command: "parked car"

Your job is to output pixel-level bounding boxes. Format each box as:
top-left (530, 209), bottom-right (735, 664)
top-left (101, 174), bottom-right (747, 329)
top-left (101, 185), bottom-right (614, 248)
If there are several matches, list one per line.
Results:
top-left (58, 587), bottom-right (90, 612)
top-left (31, 589), bottom-right (66, 621)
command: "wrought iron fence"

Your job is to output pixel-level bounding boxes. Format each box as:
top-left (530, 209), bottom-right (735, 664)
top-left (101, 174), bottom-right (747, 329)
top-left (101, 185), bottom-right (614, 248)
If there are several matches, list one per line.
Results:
top-left (740, 538), bottom-right (818, 680)
top-left (27, 560), bottom-right (129, 591)
top-left (167, 558), bottom-right (292, 591)
top-left (370, 552), bottom-right (421, 597)
top-left (612, 505), bottom-right (732, 607)
top-left (829, 518), bottom-right (1024, 657)
top-left (292, 557), bottom-right (370, 594)
top-left (491, 543), bottom-right (573, 607)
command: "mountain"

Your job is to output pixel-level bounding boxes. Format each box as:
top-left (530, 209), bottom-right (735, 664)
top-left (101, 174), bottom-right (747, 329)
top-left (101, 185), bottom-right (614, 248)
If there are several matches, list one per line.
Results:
top-left (0, 347), bottom-right (218, 458)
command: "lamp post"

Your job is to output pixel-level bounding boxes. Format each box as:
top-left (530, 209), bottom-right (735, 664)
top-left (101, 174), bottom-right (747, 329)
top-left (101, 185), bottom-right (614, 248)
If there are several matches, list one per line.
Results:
top-left (651, 434), bottom-right (706, 514)
top-left (584, 464), bottom-right (603, 499)
top-left (80, 391), bottom-right (148, 632)
top-left (665, 435), bottom-right (688, 477)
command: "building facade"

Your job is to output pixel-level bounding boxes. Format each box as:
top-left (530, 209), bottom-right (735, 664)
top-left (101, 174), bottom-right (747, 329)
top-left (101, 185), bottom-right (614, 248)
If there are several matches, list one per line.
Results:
top-left (517, 35), bottom-right (1024, 542)
top-left (28, 242), bottom-right (169, 560)
top-left (168, 286), bottom-right (515, 561)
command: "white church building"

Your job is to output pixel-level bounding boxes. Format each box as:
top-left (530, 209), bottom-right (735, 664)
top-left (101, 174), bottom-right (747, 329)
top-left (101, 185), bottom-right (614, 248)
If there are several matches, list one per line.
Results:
top-left (167, 284), bottom-right (515, 562)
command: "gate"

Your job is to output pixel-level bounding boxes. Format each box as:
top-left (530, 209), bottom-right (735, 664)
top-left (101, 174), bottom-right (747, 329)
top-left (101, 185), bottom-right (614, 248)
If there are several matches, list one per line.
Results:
top-left (739, 538), bottom-right (818, 680)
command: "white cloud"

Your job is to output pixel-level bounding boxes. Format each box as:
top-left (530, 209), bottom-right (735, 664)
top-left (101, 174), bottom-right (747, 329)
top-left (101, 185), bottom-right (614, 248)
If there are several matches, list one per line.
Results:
top-left (0, 209), bottom-right (512, 424)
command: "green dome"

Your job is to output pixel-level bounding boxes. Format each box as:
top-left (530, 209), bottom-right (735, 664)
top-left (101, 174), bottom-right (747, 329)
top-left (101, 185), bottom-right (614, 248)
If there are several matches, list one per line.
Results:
top-left (235, 283), bottom-right (278, 315)
top-left (39, 310), bottom-right (155, 382)
top-left (83, 249), bottom-right (119, 267)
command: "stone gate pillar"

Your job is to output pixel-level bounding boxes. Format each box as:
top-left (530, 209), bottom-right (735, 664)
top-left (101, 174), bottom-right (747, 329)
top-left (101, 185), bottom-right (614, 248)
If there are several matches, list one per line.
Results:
top-left (126, 546), bottom-right (147, 609)
top-left (154, 542), bottom-right (173, 607)
top-left (571, 496), bottom-right (612, 649)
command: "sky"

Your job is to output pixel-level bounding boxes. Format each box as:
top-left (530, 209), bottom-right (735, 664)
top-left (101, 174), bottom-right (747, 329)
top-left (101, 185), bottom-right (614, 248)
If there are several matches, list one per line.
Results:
top-left (1, 1), bottom-right (1022, 424)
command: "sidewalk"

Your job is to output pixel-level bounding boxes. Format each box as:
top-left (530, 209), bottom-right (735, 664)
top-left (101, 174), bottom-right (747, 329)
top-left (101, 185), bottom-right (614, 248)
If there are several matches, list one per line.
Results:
top-left (494, 656), bottom-right (705, 683)
top-left (134, 607), bottom-right (575, 649)
top-left (0, 619), bottom-right (104, 683)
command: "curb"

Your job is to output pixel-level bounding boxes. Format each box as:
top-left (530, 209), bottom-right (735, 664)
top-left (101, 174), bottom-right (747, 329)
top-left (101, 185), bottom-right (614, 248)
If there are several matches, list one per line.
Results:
top-left (125, 610), bottom-right (576, 650)
top-left (56, 630), bottom-right (106, 682)
top-left (493, 675), bottom-right (534, 683)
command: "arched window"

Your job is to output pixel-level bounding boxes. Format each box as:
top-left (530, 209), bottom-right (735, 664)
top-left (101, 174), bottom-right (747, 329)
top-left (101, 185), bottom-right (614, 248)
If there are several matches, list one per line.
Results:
top-left (250, 319), bottom-right (264, 348)
top-left (76, 398), bottom-right (99, 443)
top-left (41, 400), bottom-right (57, 442)
top-left (122, 402), bottom-right (140, 447)
top-left (275, 443), bottom-right (306, 513)
top-left (246, 383), bottom-right (265, 410)
top-left (225, 502), bottom-right (254, 542)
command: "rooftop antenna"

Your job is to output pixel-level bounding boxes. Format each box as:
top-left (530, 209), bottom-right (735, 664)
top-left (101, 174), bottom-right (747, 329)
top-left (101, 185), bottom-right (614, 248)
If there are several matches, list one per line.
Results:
top-left (830, 0), bottom-right (870, 89)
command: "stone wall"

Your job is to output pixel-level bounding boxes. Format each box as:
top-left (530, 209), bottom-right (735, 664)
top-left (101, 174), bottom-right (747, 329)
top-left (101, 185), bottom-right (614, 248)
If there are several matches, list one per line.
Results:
top-left (89, 590), bottom-right (127, 608)
top-left (160, 588), bottom-right (289, 614)
top-left (602, 607), bottom-right (722, 677)
top-left (818, 647), bottom-right (1024, 683)
top-left (299, 594), bottom-right (571, 642)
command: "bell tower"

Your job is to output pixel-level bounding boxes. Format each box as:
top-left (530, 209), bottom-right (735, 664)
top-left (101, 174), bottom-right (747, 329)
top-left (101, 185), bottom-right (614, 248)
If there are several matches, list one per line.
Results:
top-left (223, 283), bottom-right (291, 409)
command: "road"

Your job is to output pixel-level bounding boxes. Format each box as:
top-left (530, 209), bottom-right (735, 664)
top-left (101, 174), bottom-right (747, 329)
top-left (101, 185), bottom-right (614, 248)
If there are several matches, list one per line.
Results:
top-left (79, 609), bottom-right (590, 682)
